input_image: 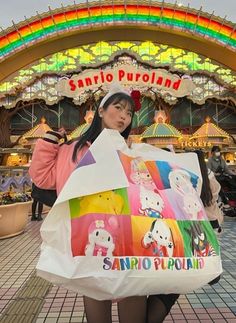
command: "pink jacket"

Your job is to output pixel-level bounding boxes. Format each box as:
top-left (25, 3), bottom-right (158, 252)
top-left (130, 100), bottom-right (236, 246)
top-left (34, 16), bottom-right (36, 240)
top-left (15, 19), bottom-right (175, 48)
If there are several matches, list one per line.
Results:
top-left (29, 138), bottom-right (88, 194)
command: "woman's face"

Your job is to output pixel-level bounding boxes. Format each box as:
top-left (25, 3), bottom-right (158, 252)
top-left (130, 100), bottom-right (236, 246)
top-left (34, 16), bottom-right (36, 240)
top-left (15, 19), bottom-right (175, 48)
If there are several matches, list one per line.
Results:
top-left (214, 151), bottom-right (221, 157)
top-left (99, 99), bottom-right (132, 133)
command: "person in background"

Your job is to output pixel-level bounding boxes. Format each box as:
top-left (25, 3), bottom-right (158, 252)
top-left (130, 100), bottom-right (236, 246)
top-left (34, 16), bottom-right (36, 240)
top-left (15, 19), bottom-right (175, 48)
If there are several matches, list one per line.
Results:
top-left (31, 183), bottom-right (43, 221)
top-left (207, 146), bottom-right (235, 175)
top-left (207, 146), bottom-right (236, 193)
top-left (195, 150), bottom-right (223, 233)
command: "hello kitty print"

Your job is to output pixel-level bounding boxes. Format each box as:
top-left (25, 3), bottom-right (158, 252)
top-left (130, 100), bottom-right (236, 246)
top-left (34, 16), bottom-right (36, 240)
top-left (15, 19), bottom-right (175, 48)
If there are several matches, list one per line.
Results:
top-left (38, 130), bottom-right (222, 299)
top-left (69, 151), bottom-right (217, 259)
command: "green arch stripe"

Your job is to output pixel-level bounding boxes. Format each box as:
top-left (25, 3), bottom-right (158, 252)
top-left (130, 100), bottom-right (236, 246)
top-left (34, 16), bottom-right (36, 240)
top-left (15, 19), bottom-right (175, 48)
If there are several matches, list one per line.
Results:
top-left (0, 4), bottom-right (235, 59)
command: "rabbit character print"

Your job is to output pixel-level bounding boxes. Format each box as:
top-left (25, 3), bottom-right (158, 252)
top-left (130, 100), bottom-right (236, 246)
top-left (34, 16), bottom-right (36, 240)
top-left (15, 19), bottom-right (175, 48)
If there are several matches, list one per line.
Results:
top-left (85, 217), bottom-right (119, 257)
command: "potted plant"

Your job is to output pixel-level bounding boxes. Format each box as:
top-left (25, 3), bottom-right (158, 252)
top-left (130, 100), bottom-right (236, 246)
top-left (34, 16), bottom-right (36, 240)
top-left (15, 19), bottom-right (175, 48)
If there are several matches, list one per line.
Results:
top-left (0, 192), bottom-right (32, 239)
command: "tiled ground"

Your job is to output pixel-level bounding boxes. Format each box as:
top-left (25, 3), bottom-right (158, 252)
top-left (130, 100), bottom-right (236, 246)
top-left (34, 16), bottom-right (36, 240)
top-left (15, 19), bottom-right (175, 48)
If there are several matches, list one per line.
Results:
top-left (1, 216), bottom-right (236, 322)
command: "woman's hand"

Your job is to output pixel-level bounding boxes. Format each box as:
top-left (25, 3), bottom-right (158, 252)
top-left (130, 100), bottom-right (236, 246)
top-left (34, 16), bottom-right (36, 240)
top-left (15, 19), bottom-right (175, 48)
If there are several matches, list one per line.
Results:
top-left (58, 127), bottom-right (67, 137)
top-left (126, 136), bottom-right (132, 148)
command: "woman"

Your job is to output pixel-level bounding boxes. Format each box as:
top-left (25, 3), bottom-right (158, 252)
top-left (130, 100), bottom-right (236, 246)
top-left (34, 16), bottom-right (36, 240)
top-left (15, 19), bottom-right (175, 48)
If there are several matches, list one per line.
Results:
top-left (29, 86), bottom-right (176, 323)
top-left (194, 150), bottom-right (223, 233)
top-left (31, 183), bottom-right (43, 221)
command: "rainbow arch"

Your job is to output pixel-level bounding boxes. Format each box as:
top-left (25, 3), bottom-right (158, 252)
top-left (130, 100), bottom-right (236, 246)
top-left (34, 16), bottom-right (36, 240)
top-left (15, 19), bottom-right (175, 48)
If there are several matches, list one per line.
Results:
top-left (0, 2), bottom-right (235, 61)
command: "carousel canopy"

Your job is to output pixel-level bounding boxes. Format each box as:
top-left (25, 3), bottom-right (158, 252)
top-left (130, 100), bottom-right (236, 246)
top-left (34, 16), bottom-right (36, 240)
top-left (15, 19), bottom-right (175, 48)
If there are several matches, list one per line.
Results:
top-left (141, 122), bottom-right (182, 139)
top-left (70, 109), bottom-right (94, 139)
top-left (190, 117), bottom-right (230, 140)
top-left (70, 124), bottom-right (90, 139)
top-left (141, 111), bottom-right (182, 139)
top-left (22, 117), bottom-right (52, 139)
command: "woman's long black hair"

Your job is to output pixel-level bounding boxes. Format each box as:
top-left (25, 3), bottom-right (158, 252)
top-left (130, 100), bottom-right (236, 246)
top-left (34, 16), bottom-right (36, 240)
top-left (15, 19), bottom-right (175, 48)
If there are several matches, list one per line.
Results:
top-left (70, 92), bottom-right (136, 162)
top-left (194, 150), bottom-right (213, 207)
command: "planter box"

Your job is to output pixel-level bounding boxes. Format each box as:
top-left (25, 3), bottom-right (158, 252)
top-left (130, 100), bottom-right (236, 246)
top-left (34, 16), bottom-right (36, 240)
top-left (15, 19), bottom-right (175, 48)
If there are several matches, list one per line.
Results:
top-left (0, 201), bottom-right (31, 239)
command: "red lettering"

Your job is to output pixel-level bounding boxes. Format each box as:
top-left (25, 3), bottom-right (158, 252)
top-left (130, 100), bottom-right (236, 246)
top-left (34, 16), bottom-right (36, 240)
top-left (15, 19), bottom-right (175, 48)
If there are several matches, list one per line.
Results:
top-left (151, 72), bottom-right (155, 84)
top-left (94, 75), bottom-right (99, 84)
top-left (156, 77), bottom-right (163, 85)
top-left (165, 79), bottom-right (171, 88)
top-left (173, 79), bottom-right (181, 90)
top-left (119, 69), bottom-right (125, 81)
top-left (85, 77), bottom-right (92, 86)
top-left (69, 79), bottom-right (76, 91)
top-left (77, 80), bottom-right (84, 88)
top-left (142, 74), bottom-right (150, 82)
top-left (106, 74), bottom-right (113, 82)
top-left (154, 257), bottom-right (161, 270)
top-left (135, 73), bottom-right (141, 82)
top-left (100, 71), bottom-right (105, 83)
top-left (127, 73), bottom-right (133, 81)
top-left (112, 258), bottom-right (120, 270)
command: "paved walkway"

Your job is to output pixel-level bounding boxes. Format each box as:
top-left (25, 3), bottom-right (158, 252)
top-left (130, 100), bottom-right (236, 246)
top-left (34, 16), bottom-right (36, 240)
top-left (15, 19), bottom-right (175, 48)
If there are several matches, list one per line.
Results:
top-left (1, 216), bottom-right (236, 322)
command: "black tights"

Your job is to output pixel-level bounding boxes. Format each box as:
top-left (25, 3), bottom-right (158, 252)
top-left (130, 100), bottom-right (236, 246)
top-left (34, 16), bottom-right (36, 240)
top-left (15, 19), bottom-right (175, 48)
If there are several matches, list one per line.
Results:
top-left (118, 296), bottom-right (147, 323)
top-left (83, 296), bottom-right (112, 323)
top-left (32, 199), bottom-right (43, 217)
top-left (84, 294), bottom-right (178, 323)
top-left (147, 294), bottom-right (179, 323)
top-left (84, 296), bottom-right (146, 323)
top-left (147, 296), bottom-right (167, 323)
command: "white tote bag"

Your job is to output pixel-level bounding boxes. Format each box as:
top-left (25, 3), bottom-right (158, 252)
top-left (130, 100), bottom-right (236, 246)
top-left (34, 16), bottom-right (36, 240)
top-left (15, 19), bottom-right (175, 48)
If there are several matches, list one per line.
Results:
top-left (37, 129), bottom-right (222, 300)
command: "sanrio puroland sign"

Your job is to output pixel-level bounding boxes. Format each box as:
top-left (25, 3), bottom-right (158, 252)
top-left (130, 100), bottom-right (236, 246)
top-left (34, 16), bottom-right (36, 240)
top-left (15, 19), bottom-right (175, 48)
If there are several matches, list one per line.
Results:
top-left (56, 65), bottom-right (195, 98)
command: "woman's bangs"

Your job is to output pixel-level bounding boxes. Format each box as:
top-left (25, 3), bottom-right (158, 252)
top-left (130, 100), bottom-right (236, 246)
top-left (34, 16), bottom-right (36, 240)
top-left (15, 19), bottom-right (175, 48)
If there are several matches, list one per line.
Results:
top-left (112, 94), bottom-right (135, 113)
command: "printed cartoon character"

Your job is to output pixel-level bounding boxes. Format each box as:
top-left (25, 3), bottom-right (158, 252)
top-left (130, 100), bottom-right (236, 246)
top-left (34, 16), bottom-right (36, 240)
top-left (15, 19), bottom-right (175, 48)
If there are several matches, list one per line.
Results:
top-left (79, 190), bottom-right (124, 215)
top-left (185, 222), bottom-right (216, 257)
top-left (130, 157), bottom-right (155, 190)
top-left (142, 219), bottom-right (174, 256)
top-left (139, 186), bottom-right (164, 218)
top-left (169, 169), bottom-right (195, 195)
top-left (183, 194), bottom-right (202, 220)
top-left (85, 217), bottom-right (119, 256)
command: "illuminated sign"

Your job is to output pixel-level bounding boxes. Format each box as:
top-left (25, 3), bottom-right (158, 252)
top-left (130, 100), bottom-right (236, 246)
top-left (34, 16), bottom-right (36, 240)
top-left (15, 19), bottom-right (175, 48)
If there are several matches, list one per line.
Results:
top-left (181, 141), bottom-right (212, 148)
top-left (56, 65), bottom-right (195, 98)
